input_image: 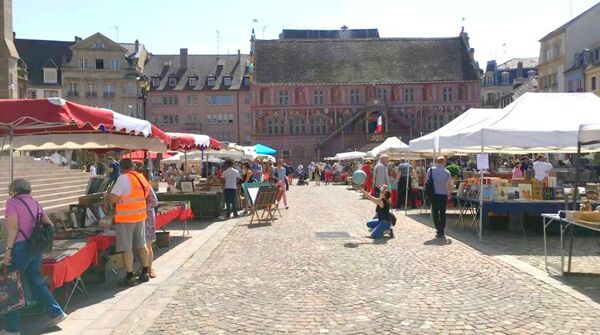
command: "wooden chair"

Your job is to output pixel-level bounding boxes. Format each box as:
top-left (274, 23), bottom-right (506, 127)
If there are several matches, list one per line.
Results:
top-left (249, 185), bottom-right (280, 224)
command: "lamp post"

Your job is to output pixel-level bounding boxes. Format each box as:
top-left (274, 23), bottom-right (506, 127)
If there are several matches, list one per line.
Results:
top-left (136, 74), bottom-right (149, 120)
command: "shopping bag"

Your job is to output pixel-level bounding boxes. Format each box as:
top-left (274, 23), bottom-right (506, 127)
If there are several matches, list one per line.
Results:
top-left (0, 270), bottom-right (26, 315)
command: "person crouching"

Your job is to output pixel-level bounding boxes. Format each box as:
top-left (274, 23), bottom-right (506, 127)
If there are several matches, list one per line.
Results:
top-left (361, 185), bottom-right (394, 238)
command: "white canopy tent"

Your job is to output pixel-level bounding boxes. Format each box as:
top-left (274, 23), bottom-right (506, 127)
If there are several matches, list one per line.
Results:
top-left (366, 137), bottom-right (409, 158)
top-left (409, 108), bottom-right (504, 153)
top-left (459, 93), bottom-right (600, 153)
top-left (579, 122), bottom-right (600, 147)
top-left (334, 151), bottom-right (366, 161)
top-left (161, 152), bottom-right (222, 164)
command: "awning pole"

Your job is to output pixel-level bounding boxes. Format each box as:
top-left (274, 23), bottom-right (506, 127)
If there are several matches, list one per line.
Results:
top-left (573, 142), bottom-right (582, 211)
top-left (479, 145), bottom-right (484, 241)
top-left (8, 127), bottom-right (14, 183)
top-left (404, 162), bottom-right (410, 215)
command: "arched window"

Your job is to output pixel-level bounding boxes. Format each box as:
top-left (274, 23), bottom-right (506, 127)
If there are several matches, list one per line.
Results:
top-left (289, 117), bottom-right (306, 135)
top-left (309, 117), bottom-right (328, 134)
top-left (267, 118), bottom-right (285, 135)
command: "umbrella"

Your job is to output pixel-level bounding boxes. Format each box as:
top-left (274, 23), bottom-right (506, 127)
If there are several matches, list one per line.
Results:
top-left (254, 143), bottom-right (277, 155)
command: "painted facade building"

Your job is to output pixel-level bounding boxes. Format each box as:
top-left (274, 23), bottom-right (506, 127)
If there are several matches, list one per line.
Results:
top-left (480, 58), bottom-right (537, 107)
top-left (144, 49), bottom-right (252, 144)
top-left (60, 33), bottom-right (149, 118)
top-left (250, 29), bottom-right (480, 163)
top-left (0, 0), bottom-right (19, 98)
top-left (538, 2), bottom-right (600, 92)
top-left (584, 42), bottom-right (600, 96)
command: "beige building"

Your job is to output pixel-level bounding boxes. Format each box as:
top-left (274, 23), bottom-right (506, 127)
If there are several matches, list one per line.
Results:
top-left (0, 0), bottom-right (19, 98)
top-left (537, 30), bottom-right (565, 92)
top-left (61, 33), bottom-right (149, 118)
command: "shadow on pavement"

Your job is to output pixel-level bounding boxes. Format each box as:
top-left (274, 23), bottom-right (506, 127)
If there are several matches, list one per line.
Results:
top-left (423, 238), bottom-right (452, 246)
top-left (406, 211), bottom-right (600, 305)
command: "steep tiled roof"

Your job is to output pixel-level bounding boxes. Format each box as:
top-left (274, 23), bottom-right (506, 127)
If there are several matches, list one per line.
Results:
top-left (144, 54), bottom-right (251, 91)
top-left (280, 29), bottom-right (380, 39)
top-left (254, 37), bottom-right (479, 85)
top-left (15, 38), bottom-right (74, 86)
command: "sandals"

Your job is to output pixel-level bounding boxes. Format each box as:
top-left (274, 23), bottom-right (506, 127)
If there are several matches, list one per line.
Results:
top-left (149, 269), bottom-right (157, 279)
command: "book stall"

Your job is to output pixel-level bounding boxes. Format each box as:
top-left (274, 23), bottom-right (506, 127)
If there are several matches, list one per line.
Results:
top-left (409, 92), bottom-right (600, 240)
top-left (0, 98), bottom-right (194, 308)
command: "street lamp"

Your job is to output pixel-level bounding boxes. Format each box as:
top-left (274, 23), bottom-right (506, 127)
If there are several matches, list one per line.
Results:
top-left (136, 75), bottom-right (149, 120)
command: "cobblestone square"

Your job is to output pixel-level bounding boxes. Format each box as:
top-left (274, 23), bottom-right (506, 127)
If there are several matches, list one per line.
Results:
top-left (141, 184), bottom-right (600, 334)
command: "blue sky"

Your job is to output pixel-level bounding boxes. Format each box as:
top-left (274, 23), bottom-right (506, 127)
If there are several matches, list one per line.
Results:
top-left (13, 0), bottom-right (599, 67)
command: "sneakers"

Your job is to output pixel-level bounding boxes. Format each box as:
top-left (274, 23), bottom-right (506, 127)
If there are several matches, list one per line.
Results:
top-left (49, 312), bottom-right (68, 327)
top-left (384, 229), bottom-right (394, 238)
top-left (138, 272), bottom-right (150, 283)
top-left (436, 233), bottom-right (446, 239)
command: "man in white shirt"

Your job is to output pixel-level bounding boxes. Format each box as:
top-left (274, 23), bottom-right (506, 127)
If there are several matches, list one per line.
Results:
top-left (89, 163), bottom-right (96, 176)
top-left (533, 154), bottom-right (553, 181)
top-left (221, 160), bottom-right (241, 218)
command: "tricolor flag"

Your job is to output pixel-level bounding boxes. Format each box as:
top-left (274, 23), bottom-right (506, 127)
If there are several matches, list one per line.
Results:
top-left (375, 112), bottom-right (383, 134)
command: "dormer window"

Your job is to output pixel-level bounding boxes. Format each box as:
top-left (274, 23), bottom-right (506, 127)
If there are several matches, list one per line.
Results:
top-left (93, 42), bottom-right (105, 49)
top-left (151, 77), bottom-right (160, 87)
top-left (168, 77), bottom-right (177, 87)
top-left (223, 76), bottom-right (232, 87)
top-left (207, 76), bottom-right (216, 87)
top-left (188, 77), bottom-right (197, 87)
top-left (43, 68), bottom-right (58, 84)
top-left (501, 72), bottom-right (510, 84)
top-left (242, 75), bottom-right (250, 86)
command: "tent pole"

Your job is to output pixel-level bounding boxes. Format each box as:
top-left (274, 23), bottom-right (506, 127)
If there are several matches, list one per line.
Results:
top-left (573, 142), bottom-right (581, 211)
top-left (404, 161), bottom-right (410, 215)
top-left (479, 145), bottom-right (484, 241)
top-left (184, 150), bottom-right (188, 174)
top-left (8, 127), bottom-right (13, 183)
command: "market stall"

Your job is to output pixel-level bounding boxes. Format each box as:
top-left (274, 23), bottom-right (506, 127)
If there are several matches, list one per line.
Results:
top-left (0, 98), bottom-right (171, 181)
top-left (409, 93), bottom-right (600, 240)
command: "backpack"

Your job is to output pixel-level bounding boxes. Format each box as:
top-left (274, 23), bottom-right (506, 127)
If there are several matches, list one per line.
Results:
top-left (425, 169), bottom-right (435, 199)
top-left (15, 197), bottom-right (54, 255)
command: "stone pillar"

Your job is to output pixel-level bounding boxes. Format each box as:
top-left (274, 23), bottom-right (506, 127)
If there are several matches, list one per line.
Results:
top-left (0, 0), bottom-right (19, 99)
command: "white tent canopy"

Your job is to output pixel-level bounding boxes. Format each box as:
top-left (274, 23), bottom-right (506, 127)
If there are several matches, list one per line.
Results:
top-left (409, 108), bottom-right (503, 153)
top-left (366, 137), bottom-right (409, 158)
top-left (161, 152), bottom-right (222, 164)
top-left (334, 151), bottom-right (366, 161)
top-left (579, 122), bottom-right (600, 146)
top-left (459, 93), bottom-right (600, 153)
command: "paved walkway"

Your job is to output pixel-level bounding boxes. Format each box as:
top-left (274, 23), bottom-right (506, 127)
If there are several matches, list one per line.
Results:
top-left (130, 184), bottom-right (600, 334)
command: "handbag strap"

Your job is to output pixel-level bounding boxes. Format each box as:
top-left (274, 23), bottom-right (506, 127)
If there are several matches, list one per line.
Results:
top-left (13, 196), bottom-right (41, 241)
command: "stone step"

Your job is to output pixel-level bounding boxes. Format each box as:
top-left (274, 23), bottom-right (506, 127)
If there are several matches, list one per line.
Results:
top-left (0, 173), bottom-right (90, 187)
top-left (0, 194), bottom-right (83, 219)
top-left (0, 184), bottom-right (89, 203)
top-left (0, 175), bottom-right (91, 189)
top-left (0, 172), bottom-right (90, 182)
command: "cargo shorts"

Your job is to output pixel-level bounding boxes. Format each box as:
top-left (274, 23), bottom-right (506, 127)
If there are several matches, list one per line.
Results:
top-left (115, 221), bottom-right (147, 252)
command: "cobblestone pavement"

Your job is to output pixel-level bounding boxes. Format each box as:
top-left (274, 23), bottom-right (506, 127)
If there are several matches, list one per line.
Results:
top-left (145, 184), bottom-right (600, 334)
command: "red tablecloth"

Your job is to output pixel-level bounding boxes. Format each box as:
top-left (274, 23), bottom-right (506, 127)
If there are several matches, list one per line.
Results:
top-left (42, 241), bottom-right (99, 290)
top-left (178, 208), bottom-right (193, 221)
top-left (87, 233), bottom-right (116, 253)
top-left (155, 207), bottom-right (182, 230)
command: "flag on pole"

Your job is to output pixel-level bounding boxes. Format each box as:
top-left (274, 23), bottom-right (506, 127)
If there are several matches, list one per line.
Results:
top-left (375, 112), bottom-right (383, 134)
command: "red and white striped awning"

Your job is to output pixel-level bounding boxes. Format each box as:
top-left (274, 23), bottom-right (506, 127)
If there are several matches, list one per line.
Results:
top-left (167, 132), bottom-right (222, 151)
top-left (0, 98), bottom-right (171, 151)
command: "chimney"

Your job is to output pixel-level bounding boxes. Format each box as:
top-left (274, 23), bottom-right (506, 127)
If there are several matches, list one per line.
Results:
top-left (134, 39), bottom-right (139, 53)
top-left (180, 48), bottom-right (188, 69)
top-left (517, 61), bottom-right (523, 79)
top-left (237, 49), bottom-right (241, 62)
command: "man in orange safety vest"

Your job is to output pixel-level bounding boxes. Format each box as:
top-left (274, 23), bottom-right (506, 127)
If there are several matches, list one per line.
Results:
top-left (106, 158), bottom-right (151, 286)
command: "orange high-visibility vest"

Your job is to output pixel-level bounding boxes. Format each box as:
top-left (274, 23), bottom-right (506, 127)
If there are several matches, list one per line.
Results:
top-left (114, 172), bottom-right (149, 223)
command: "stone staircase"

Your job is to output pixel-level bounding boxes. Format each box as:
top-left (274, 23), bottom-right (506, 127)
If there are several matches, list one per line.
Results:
top-left (0, 156), bottom-right (91, 219)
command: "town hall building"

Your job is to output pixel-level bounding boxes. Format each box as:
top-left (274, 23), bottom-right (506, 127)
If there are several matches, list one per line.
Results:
top-left (249, 28), bottom-right (481, 163)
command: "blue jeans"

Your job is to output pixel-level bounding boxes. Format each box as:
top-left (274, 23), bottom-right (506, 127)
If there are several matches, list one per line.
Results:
top-left (5, 242), bottom-right (64, 332)
top-left (366, 219), bottom-right (391, 239)
top-left (224, 188), bottom-right (238, 217)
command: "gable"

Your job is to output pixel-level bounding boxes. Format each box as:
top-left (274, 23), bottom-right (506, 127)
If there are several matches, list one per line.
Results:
top-left (71, 32), bottom-right (127, 52)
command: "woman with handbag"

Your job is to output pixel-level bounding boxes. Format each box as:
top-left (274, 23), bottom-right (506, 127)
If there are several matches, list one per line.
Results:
top-left (2, 179), bottom-right (67, 334)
